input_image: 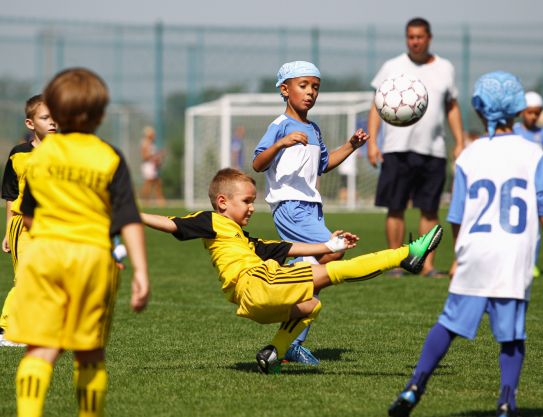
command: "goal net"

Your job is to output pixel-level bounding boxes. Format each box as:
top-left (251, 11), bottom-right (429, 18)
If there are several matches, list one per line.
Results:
top-left (184, 92), bottom-right (380, 211)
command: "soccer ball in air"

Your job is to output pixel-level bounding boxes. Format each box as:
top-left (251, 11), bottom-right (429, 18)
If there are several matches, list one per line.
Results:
top-left (374, 74), bottom-right (428, 127)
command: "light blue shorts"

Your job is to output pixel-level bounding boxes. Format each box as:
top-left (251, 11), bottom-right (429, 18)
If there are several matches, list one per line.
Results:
top-left (272, 201), bottom-right (331, 243)
top-left (438, 293), bottom-right (527, 342)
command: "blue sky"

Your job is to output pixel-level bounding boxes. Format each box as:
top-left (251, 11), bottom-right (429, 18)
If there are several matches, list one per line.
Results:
top-left (4, 0), bottom-right (543, 27)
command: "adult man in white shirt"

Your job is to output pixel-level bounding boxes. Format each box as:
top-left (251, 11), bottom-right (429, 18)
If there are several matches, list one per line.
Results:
top-left (367, 17), bottom-right (464, 277)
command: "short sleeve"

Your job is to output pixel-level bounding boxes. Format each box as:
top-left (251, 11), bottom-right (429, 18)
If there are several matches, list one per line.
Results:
top-left (447, 165), bottom-right (468, 224)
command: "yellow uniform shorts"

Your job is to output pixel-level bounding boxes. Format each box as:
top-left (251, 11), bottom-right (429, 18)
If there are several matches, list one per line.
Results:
top-left (7, 214), bottom-right (31, 278)
top-left (6, 238), bottom-right (119, 350)
top-left (234, 260), bottom-right (314, 324)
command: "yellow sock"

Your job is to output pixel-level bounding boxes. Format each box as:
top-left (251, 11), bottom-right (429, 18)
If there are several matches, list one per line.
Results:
top-left (271, 301), bottom-right (322, 358)
top-left (0, 287), bottom-right (16, 329)
top-left (74, 361), bottom-right (108, 417)
top-left (326, 247), bottom-right (409, 284)
top-left (16, 355), bottom-right (53, 417)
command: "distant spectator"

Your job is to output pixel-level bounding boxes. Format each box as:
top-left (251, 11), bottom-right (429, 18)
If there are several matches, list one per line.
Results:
top-left (140, 126), bottom-right (166, 206)
top-left (231, 124), bottom-right (246, 170)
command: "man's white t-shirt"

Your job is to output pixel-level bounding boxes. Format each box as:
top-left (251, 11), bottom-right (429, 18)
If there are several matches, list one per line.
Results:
top-left (447, 134), bottom-right (543, 300)
top-left (371, 53), bottom-right (458, 158)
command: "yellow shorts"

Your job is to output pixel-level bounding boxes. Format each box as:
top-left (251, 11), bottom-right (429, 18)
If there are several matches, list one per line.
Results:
top-left (6, 238), bottom-right (119, 350)
top-left (234, 260), bottom-right (314, 324)
top-left (7, 214), bottom-right (31, 278)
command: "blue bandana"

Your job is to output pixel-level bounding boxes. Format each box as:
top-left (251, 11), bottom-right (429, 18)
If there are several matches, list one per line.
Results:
top-left (472, 71), bottom-right (526, 138)
top-left (275, 61), bottom-right (321, 87)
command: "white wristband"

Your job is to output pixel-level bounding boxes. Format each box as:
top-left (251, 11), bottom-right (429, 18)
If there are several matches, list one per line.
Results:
top-left (324, 235), bottom-right (347, 253)
top-left (113, 244), bottom-right (127, 262)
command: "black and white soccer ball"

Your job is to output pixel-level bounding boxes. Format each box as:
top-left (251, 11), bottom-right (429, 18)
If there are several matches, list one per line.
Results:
top-left (374, 73), bottom-right (428, 127)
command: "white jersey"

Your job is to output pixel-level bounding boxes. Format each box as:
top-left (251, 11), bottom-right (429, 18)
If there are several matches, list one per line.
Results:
top-left (371, 53), bottom-right (458, 158)
top-left (447, 134), bottom-right (543, 300)
top-left (254, 114), bottom-right (329, 209)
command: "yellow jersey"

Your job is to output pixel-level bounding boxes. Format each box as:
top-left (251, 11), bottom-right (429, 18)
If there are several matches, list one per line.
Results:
top-left (21, 133), bottom-right (140, 249)
top-left (170, 211), bottom-right (292, 297)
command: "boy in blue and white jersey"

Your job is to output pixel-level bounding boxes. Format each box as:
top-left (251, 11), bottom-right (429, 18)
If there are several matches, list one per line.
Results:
top-left (514, 91), bottom-right (543, 277)
top-left (389, 71), bottom-right (543, 417)
top-left (513, 91), bottom-right (543, 146)
top-left (253, 61), bottom-right (368, 365)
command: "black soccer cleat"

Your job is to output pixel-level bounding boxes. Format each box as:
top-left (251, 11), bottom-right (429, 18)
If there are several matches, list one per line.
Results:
top-left (388, 385), bottom-right (422, 417)
top-left (256, 344), bottom-right (281, 374)
top-left (400, 225), bottom-right (443, 275)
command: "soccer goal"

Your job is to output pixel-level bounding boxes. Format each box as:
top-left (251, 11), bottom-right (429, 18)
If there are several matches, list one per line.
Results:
top-left (184, 92), bottom-right (380, 211)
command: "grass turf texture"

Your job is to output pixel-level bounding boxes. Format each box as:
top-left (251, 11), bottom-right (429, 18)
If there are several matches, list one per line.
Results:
top-left (0, 208), bottom-right (542, 417)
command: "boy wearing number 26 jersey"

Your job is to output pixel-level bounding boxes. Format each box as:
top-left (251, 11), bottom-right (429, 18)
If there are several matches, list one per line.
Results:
top-left (389, 71), bottom-right (543, 417)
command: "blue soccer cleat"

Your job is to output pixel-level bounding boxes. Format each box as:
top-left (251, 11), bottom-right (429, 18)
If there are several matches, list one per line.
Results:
top-left (283, 344), bottom-right (320, 366)
top-left (388, 385), bottom-right (421, 417)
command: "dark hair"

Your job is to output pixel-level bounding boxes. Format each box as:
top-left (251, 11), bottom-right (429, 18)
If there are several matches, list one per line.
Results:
top-left (43, 67), bottom-right (109, 133)
top-left (406, 17), bottom-right (432, 36)
top-left (208, 168), bottom-right (256, 210)
top-left (25, 94), bottom-right (44, 119)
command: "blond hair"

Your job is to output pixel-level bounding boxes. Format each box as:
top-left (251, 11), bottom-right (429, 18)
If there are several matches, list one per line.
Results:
top-left (25, 94), bottom-right (44, 119)
top-left (208, 168), bottom-right (255, 210)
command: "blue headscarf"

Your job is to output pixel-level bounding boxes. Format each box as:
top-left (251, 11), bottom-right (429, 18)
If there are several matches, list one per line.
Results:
top-left (275, 61), bottom-right (321, 87)
top-left (471, 71), bottom-right (526, 138)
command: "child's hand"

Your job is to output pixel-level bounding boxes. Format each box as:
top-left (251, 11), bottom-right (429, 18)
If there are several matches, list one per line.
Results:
top-left (326, 230), bottom-right (359, 252)
top-left (131, 271), bottom-right (150, 312)
top-left (349, 128), bottom-right (369, 149)
top-left (2, 236), bottom-right (10, 253)
top-left (279, 131), bottom-right (308, 148)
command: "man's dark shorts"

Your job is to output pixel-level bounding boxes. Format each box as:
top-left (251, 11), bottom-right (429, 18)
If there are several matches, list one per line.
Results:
top-left (375, 151), bottom-right (446, 212)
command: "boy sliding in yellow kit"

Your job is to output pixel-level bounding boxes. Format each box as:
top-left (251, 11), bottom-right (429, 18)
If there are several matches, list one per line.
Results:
top-left (6, 68), bottom-right (150, 417)
top-left (142, 168), bottom-right (442, 374)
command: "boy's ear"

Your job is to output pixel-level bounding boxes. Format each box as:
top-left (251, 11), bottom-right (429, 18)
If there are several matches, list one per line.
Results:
top-left (279, 83), bottom-right (289, 99)
top-left (216, 194), bottom-right (228, 211)
top-left (24, 118), bottom-right (35, 131)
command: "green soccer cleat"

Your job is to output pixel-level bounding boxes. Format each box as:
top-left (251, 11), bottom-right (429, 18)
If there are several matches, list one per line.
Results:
top-left (400, 225), bottom-right (443, 275)
top-left (256, 345), bottom-right (282, 374)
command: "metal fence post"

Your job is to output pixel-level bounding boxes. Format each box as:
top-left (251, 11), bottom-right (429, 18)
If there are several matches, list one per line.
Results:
top-left (154, 21), bottom-right (164, 148)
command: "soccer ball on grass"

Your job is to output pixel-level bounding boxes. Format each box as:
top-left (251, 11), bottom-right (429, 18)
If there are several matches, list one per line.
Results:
top-left (374, 73), bottom-right (428, 127)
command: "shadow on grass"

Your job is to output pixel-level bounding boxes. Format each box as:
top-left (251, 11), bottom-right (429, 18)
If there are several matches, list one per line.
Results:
top-left (229, 362), bottom-right (323, 374)
top-left (311, 347), bottom-right (351, 361)
top-left (449, 408), bottom-right (543, 417)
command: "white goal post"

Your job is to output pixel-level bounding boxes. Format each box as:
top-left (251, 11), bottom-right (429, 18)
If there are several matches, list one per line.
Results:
top-left (184, 92), bottom-right (380, 211)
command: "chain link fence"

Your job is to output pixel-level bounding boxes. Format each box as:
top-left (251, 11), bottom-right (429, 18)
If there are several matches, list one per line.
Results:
top-left (1, 16), bottom-right (542, 198)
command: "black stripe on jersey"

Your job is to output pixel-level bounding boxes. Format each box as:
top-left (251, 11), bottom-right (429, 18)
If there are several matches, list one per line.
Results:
top-left (1, 142), bottom-right (33, 201)
top-left (109, 147), bottom-right (141, 235)
top-left (171, 211), bottom-right (216, 241)
top-left (250, 264), bottom-right (313, 285)
top-left (249, 235), bottom-right (292, 264)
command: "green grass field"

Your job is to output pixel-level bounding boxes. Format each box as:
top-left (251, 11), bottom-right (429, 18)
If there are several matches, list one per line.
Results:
top-left (1, 208), bottom-right (542, 417)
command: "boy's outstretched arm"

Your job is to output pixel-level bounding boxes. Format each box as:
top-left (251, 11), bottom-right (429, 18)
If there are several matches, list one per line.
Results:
top-left (288, 230), bottom-right (358, 257)
top-left (325, 128), bottom-right (369, 172)
top-left (121, 222), bottom-right (150, 312)
top-left (140, 212), bottom-right (177, 232)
